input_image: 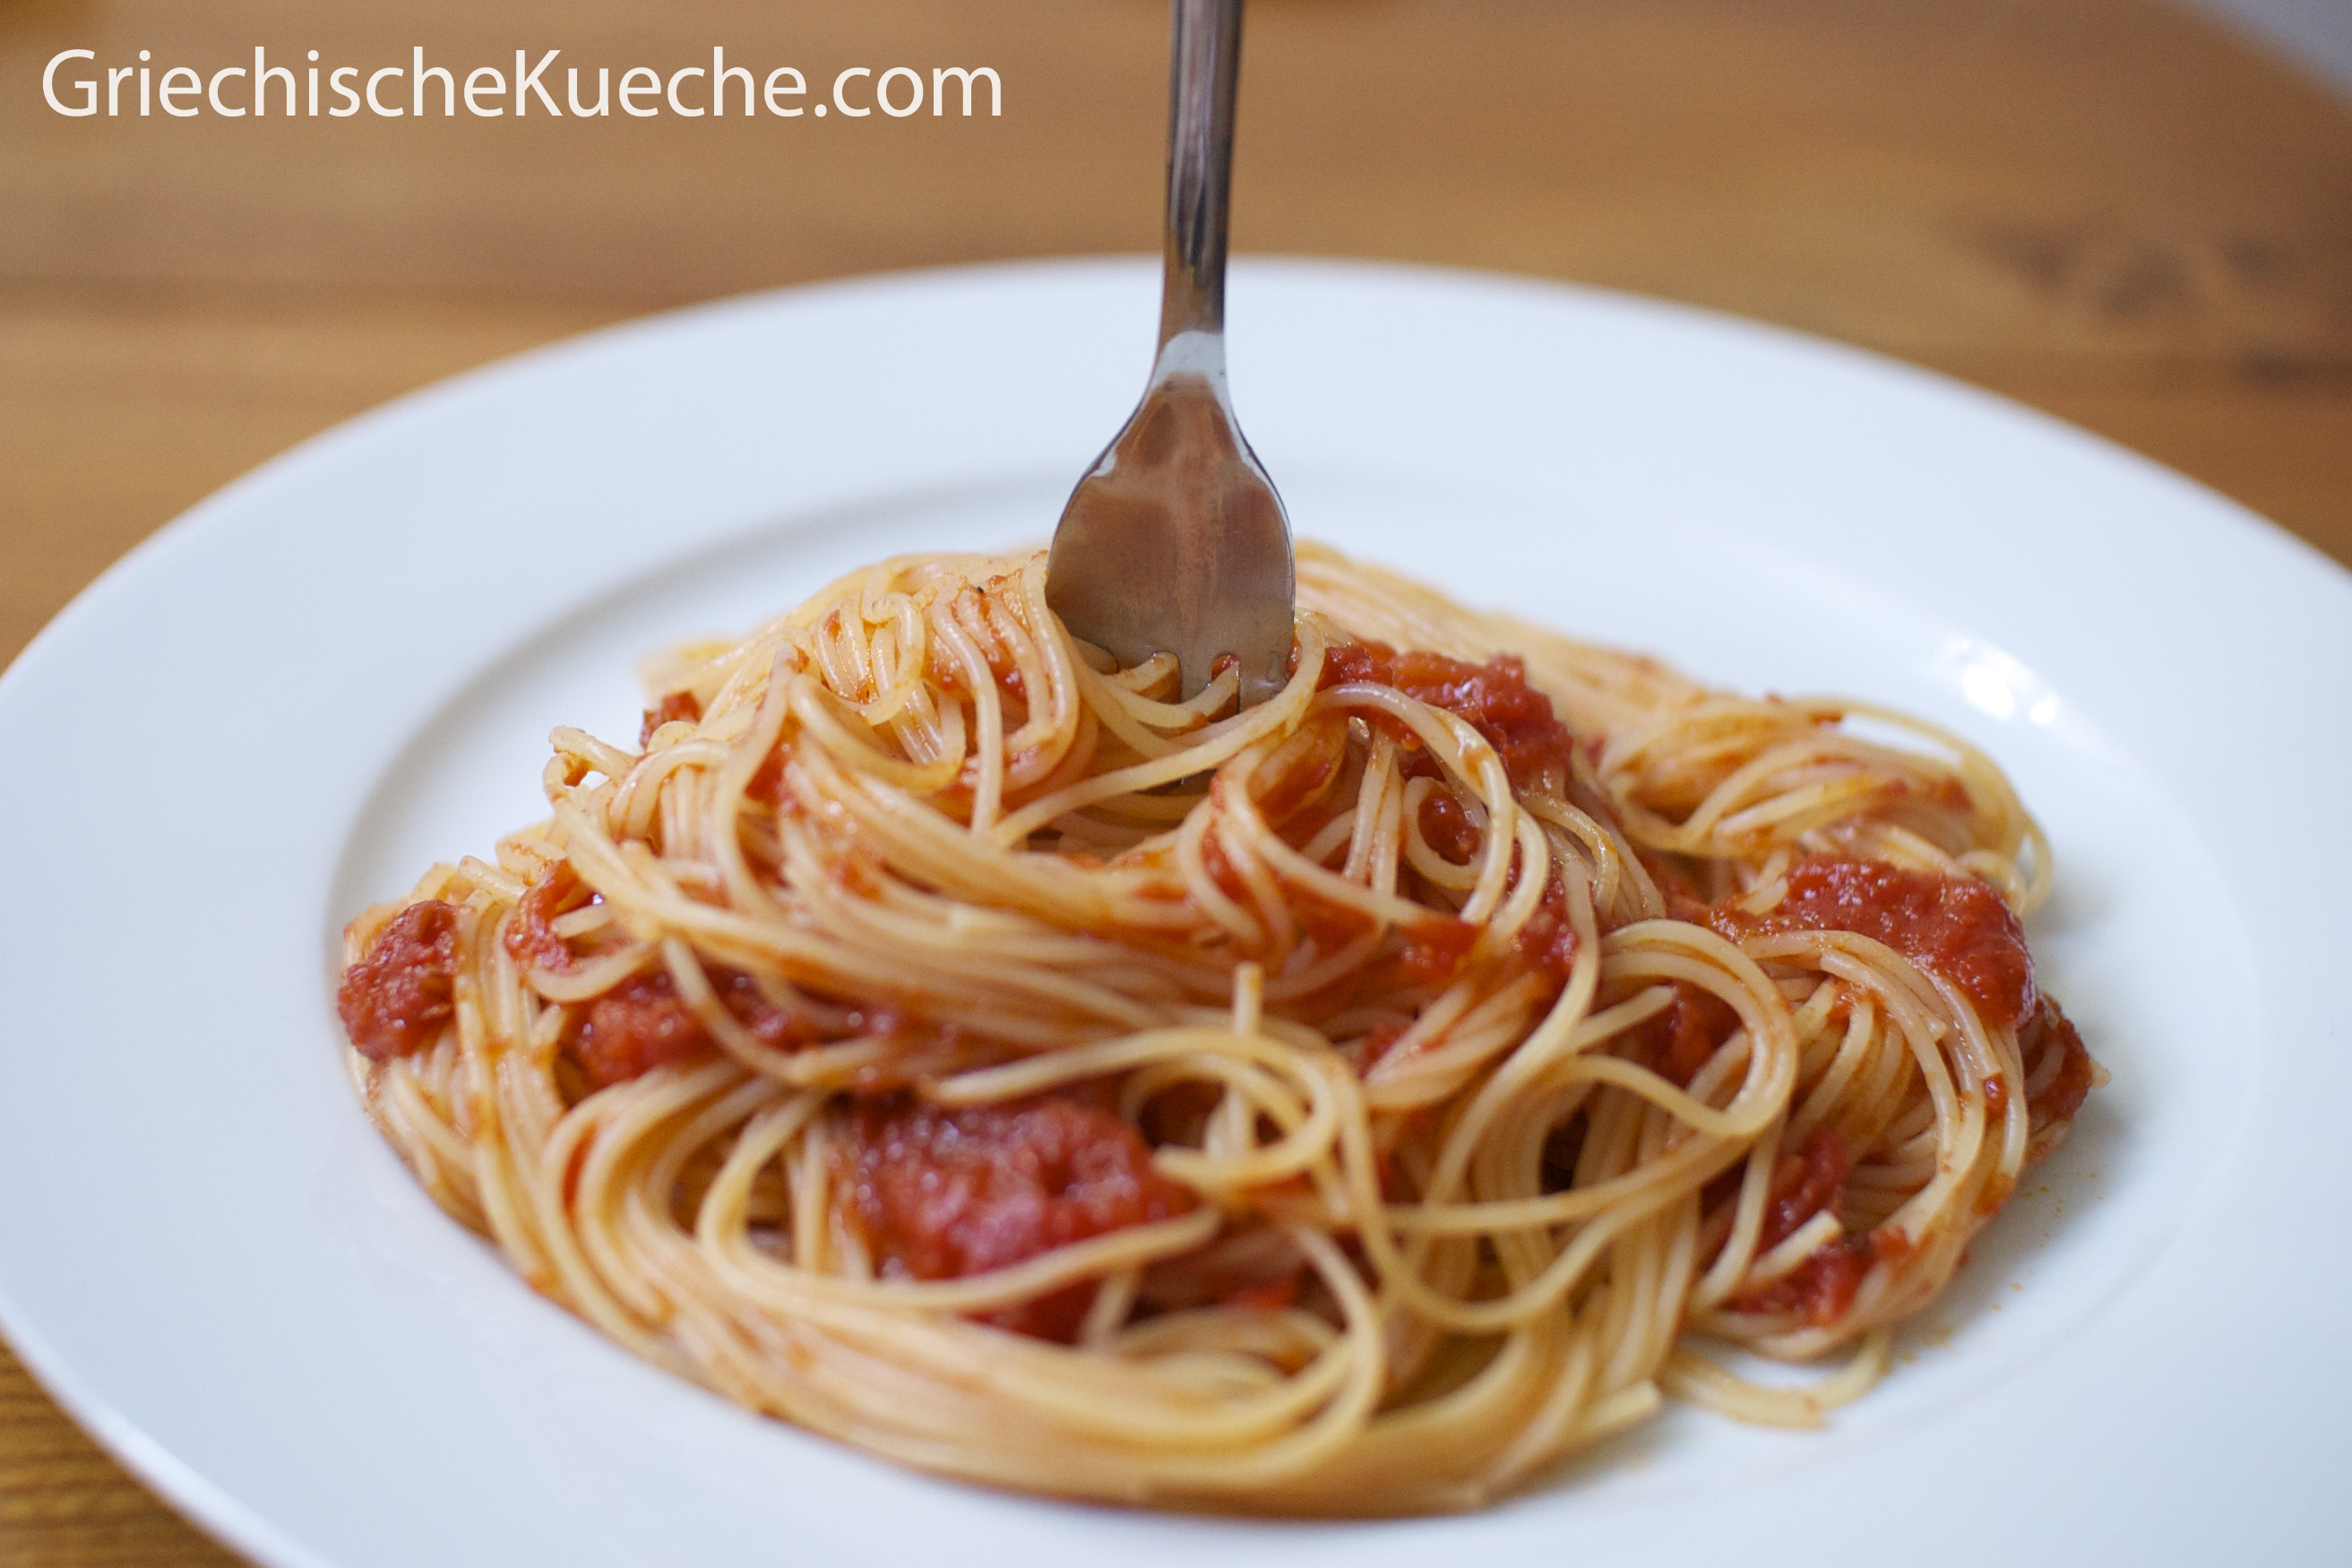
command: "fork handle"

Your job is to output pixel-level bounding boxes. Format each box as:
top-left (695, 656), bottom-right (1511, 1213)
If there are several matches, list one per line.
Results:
top-left (1159, 0), bottom-right (1244, 349)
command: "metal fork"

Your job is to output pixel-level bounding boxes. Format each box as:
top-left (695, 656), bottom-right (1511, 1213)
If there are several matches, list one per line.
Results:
top-left (1044, 0), bottom-right (1296, 707)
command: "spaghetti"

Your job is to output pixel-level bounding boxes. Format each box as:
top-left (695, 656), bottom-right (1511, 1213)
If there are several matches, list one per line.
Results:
top-left (337, 543), bottom-right (2098, 1512)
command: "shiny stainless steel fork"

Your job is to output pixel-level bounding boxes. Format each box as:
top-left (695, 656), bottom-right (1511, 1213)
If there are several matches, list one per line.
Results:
top-left (1044, 0), bottom-right (1296, 706)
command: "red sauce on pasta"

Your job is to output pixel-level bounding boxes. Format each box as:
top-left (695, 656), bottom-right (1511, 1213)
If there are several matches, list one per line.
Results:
top-left (1198, 832), bottom-right (1251, 906)
top-left (1724, 1133), bottom-right (1926, 1329)
top-left (845, 1095), bottom-right (1195, 1341)
top-left (573, 973), bottom-right (712, 1087)
top-left (2020, 995), bottom-right (2096, 1127)
top-left (1736, 1237), bottom-right (1872, 1327)
top-left (1221, 1274), bottom-right (1299, 1312)
top-left (572, 969), bottom-right (816, 1090)
top-left (505, 863), bottom-right (583, 972)
top-left (1320, 641), bottom-right (1575, 791)
top-left (1641, 851), bottom-right (1714, 924)
top-left (338, 901), bottom-right (461, 1062)
top-left (1726, 857), bottom-right (2035, 1030)
top-left (637, 690), bottom-right (702, 748)
top-left (1637, 984), bottom-right (1742, 1088)
top-left (1417, 788), bottom-right (1481, 865)
top-left (1759, 1124), bottom-right (1849, 1250)
top-left (1513, 874), bottom-right (1581, 981)
top-left (495, 863), bottom-right (815, 1088)
top-left (1254, 715), bottom-right (1349, 825)
top-left (1400, 916), bottom-right (1478, 984)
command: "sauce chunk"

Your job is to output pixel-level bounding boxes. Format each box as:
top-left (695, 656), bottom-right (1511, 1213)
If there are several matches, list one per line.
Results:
top-left (1321, 641), bottom-right (1575, 791)
top-left (1731, 857), bottom-right (2036, 1030)
top-left (844, 1095), bottom-right (1194, 1341)
top-left (574, 973), bottom-right (711, 1088)
top-left (638, 690), bottom-right (703, 748)
top-left (2020, 995), bottom-right (2096, 1129)
top-left (338, 900), bottom-right (461, 1063)
top-left (1513, 874), bottom-right (1581, 982)
top-left (1758, 1124), bottom-right (1849, 1250)
top-left (504, 863), bottom-right (583, 973)
top-left (572, 969), bottom-right (815, 1090)
top-left (1723, 1125), bottom-right (1872, 1328)
top-left (1635, 983), bottom-right (1742, 1088)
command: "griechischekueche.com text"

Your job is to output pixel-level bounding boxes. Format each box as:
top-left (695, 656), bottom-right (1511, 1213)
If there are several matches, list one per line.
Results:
top-left (42, 47), bottom-right (1002, 119)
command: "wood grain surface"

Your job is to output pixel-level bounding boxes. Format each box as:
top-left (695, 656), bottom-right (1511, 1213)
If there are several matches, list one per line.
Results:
top-left (3, 0), bottom-right (2348, 1562)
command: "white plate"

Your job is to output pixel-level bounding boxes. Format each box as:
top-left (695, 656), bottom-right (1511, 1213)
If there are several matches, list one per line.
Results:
top-left (3, 259), bottom-right (2348, 1568)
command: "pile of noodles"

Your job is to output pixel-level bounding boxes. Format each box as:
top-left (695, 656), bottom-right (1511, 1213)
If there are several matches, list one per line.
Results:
top-left (340, 542), bottom-right (2095, 1513)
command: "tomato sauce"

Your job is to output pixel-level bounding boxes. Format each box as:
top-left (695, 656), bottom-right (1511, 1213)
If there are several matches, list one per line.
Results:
top-left (1254, 715), bottom-right (1348, 826)
top-left (338, 900), bottom-right (461, 1063)
top-left (2020, 995), bottom-right (2096, 1128)
top-left (1983, 1073), bottom-right (2009, 1119)
top-left (499, 863), bottom-right (822, 1088)
top-left (1360, 1021), bottom-right (1409, 1072)
top-left (1734, 1236), bottom-right (1872, 1328)
top-left (1417, 788), bottom-right (1481, 865)
top-left (1640, 849), bottom-right (1714, 924)
top-left (1714, 1125), bottom-right (1874, 1327)
top-left (1759, 1124), bottom-right (1849, 1250)
top-left (1319, 640), bottom-right (1575, 791)
top-left (932, 585), bottom-right (1026, 698)
top-left (1512, 874), bottom-right (1580, 981)
top-left (573, 973), bottom-right (711, 1088)
top-left (843, 1094), bottom-right (1195, 1341)
top-left (637, 690), bottom-right (702, 748)
top-left (1198, 832), bottom-right (1251, 907)
top-left (1220, 1273), bottom-right (1300, 1312)
top-left (1198, 828), bottom-right (1384, 965)
top-left (1725, 857), bottom-right (2036, 1030)
top-left (1635, 983), bottom-right (1742, 1088)
top-left (1400, 915), bottom-right (1478, 984)
top-left (571, 968), bottom-right (816, 1090)
top-left (1293, 895), bottom-right (1377, 954)
top-left (505, 863), bottom-right (584, 972)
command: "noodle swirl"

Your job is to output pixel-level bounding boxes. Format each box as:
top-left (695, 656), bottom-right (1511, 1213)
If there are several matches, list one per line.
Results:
top-left (336, 542), bottom-right (2098, 1512)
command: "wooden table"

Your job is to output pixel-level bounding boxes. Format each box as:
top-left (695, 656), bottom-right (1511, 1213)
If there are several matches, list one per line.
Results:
top-left (3, 0), bottom-right (2347, 1560)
